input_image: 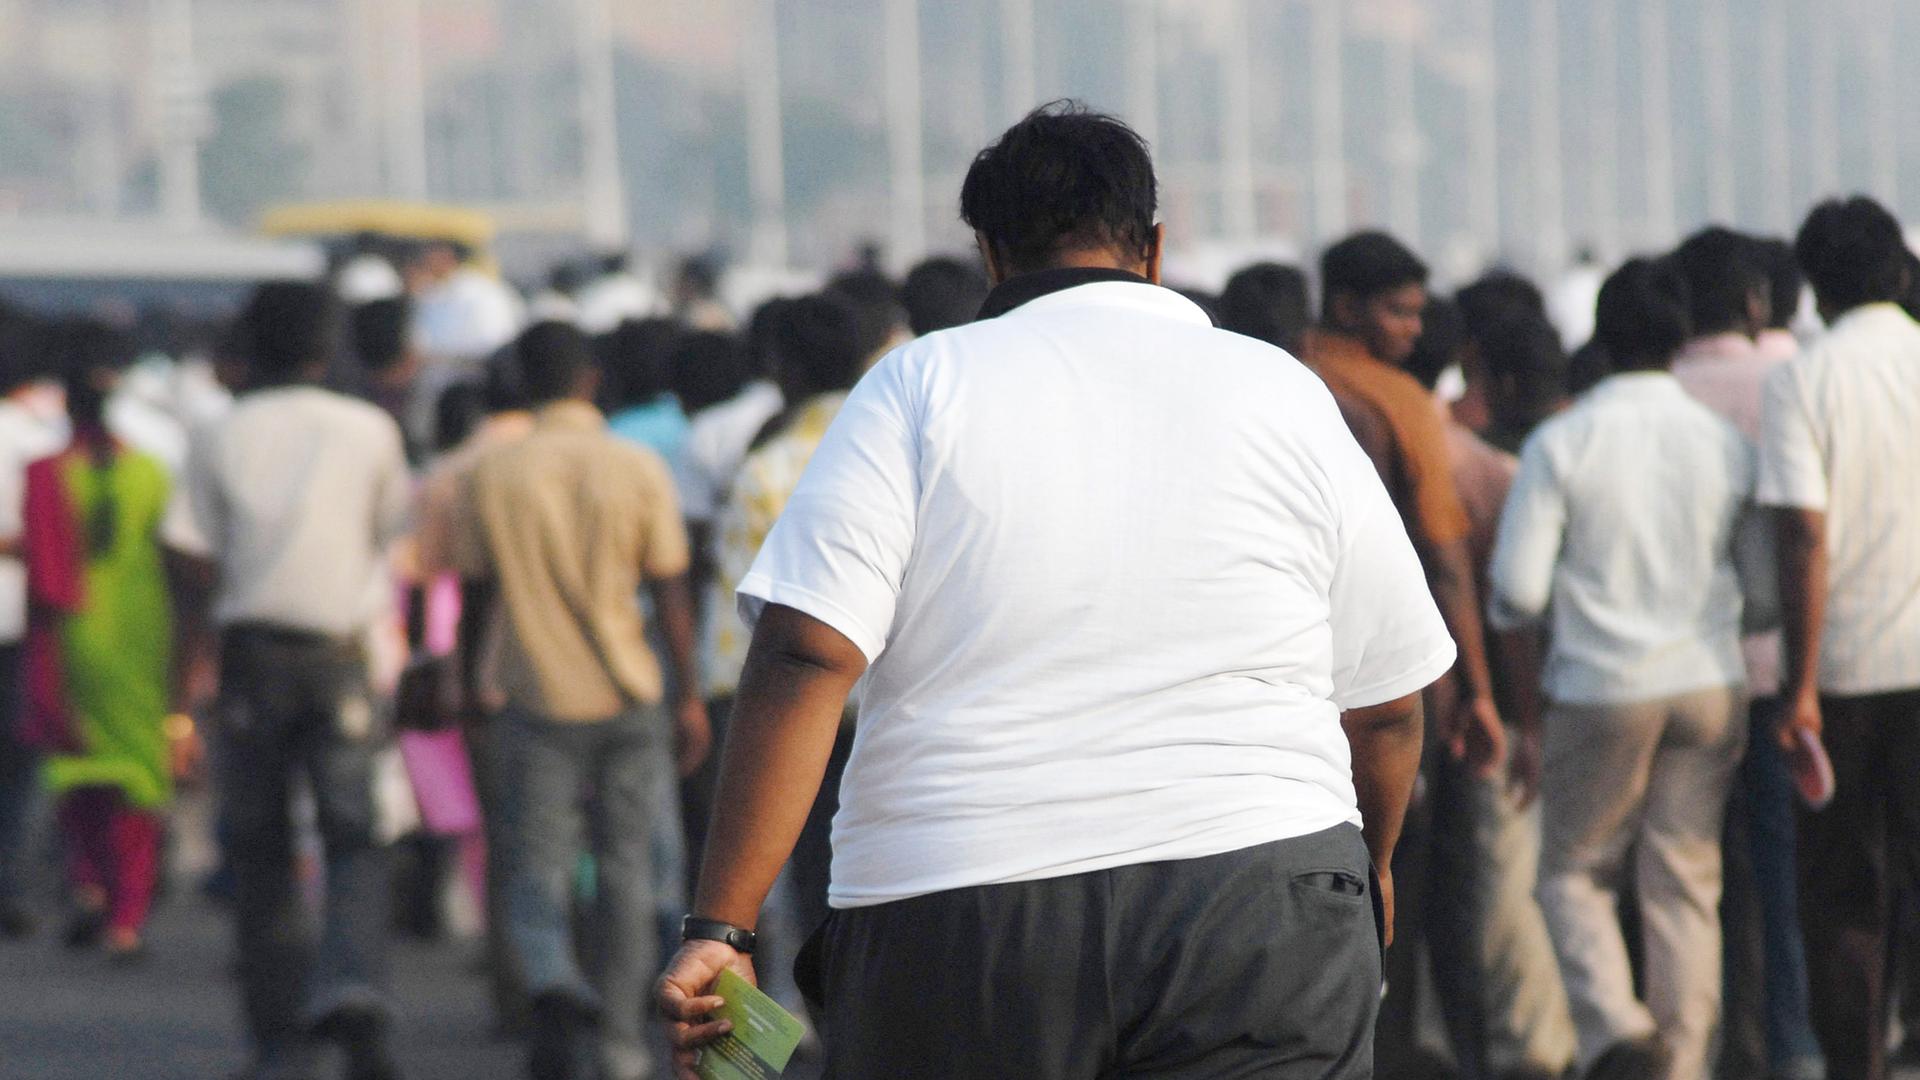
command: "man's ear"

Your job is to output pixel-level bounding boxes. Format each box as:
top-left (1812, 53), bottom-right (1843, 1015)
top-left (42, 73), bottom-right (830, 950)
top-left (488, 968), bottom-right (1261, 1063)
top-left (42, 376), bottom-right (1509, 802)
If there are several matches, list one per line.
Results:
top-left (1328, 290), bottom-right (1361, 331)
top-left (1143, 223), bottom-right (1166, 285)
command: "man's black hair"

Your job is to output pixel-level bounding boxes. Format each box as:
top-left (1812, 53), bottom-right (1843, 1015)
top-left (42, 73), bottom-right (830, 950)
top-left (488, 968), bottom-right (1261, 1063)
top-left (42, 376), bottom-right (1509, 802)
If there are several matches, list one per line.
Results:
top-left (597, 318), bottom-right (681, 411)
top-left (1795, 196), bottom-right (1909, 314)
top-left (824, 270), bottom-right (908, 362)
top-left (1479, 313), bottom-right (1568, 437)
top-left (240, 281), bottom-right (341, 385)
top-left (901, 257), bottom-right (990, 335)
top-left (1567, 339), bottom-right (1613, 396)
top-left (1319, 231), bottom-right (1428, 321)
top-left (743, 297), bottom-right (792, 381)
top-left (434, 380), bottom-right (485, 454)
top-left (0, 305), bottom-right (39, 397)
top-left (351, 297), bottom-right (412, 374)
top-left (1750, 237), bottom-right (1803, 330)
top-left (668, 331), bottom-right (749, 416)
top-left (959, 100), bottom-right (1157, 274)
top-left (768, 294), bottom-right (866, 401)
top-left (1218, 262), bottom-right (1312, 353)
top-left (514, 321), bottom-right (594, 405)
top-left (1594, 258), bottom-right (1692, 371)
top-left (1670, 227), bottom-right (1768, 336)
top-left (1403, 298), bottom-right (1465, 391)
top-left (52, 319), bottom-right (134, 430)
top-left (481, 345), bottom-right (531, 414)
top-left (1455, 270), bottom-right (1547, 346)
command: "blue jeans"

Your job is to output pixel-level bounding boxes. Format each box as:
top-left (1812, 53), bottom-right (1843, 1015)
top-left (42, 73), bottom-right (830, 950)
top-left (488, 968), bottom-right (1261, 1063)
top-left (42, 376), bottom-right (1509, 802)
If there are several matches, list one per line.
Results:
top-left (217, 627), bottom-right (393, 1077)
top-left (494, 704), bottom-right (670, 1080)
top-left (1733, 697), bottom-right (1824, 1077)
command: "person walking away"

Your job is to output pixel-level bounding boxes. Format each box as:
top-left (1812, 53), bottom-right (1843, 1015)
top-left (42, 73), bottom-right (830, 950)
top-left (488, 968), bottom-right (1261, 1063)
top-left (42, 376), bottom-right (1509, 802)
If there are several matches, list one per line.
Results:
top-left (166, 282), bottom-right (412, 1080)
top-left (23, 322), bottom-right (176, 962)
top-left (1489, 259), bottom-right (1773, 1080)
top-left (1758, 197), bottom-right (1920, 1080)
top-left (1405, 302), bottom-right (1578, 1080)
top-left (696, 293), bottom-right (866, 960)
top-left (660, 102), bottom-right (1456, 1080)
top-left (1667, 227), bottom-right (1823, 1080)
top-left (0, 308), bottom-right (71, 938)
top-left (450, 321), bottom-right (710, 1080)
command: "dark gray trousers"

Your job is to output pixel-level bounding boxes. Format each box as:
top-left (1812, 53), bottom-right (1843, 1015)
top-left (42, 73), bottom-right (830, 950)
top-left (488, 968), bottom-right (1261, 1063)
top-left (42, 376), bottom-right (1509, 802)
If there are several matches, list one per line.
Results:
top-left (801, 822), bottom-right (1382, 1080)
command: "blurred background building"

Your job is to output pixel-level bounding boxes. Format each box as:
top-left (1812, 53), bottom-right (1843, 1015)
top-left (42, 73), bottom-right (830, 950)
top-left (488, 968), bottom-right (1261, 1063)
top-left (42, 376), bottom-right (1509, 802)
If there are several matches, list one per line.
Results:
top-left (0, 0), bottom-right (1912, 285)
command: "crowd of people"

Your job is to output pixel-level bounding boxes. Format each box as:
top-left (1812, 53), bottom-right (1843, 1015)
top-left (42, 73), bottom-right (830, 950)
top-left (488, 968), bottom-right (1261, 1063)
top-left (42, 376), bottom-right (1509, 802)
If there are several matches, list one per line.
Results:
top-left (0, 100), bottom-right (1918, 1080)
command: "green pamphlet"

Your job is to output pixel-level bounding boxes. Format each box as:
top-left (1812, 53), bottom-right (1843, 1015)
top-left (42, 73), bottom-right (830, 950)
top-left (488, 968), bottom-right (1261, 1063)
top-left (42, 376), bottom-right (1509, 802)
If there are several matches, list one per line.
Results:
top-left (693, 968), bottom-right (806, 1080)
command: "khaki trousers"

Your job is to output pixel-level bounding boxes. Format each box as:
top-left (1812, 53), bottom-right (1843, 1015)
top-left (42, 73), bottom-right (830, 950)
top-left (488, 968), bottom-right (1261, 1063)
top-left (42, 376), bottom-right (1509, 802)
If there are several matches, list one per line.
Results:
top-left (1537, 686), bottom-right (1746, 1080)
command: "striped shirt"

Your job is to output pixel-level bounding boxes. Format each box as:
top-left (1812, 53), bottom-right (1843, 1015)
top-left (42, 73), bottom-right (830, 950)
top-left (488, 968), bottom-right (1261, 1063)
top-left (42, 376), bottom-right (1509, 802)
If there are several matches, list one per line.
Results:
top-left (1756, 303), bottom-right (1920, 695)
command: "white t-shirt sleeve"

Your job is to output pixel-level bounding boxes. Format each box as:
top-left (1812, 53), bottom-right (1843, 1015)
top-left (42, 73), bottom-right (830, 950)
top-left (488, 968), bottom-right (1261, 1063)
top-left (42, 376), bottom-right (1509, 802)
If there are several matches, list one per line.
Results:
top-left (1486, 431), bottom-right (1567, 631)
top-left (735, 363), bottom-right (920, 663)
top-left (162, 427), bottom-right (221, 558)
top-left (1325, 435), bottom-right (1458, 710)
top-left (1755, 362), bottom-right (1827, 510)
top-left (672, 423), bottom-right (721, 524)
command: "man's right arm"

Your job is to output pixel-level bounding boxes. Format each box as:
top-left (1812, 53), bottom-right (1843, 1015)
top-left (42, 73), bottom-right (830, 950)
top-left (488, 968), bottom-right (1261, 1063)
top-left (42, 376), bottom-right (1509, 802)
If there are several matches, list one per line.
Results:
top-left (1342, 691), bottom-right (1423, 947)
top-left (1774, 507), bottom-right (1827, 747)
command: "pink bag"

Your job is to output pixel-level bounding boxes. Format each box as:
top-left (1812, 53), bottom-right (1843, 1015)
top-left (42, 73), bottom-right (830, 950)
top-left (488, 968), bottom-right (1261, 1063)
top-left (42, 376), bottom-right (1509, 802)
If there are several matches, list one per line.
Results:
top-left (397, 728), bottom-right (482, 836)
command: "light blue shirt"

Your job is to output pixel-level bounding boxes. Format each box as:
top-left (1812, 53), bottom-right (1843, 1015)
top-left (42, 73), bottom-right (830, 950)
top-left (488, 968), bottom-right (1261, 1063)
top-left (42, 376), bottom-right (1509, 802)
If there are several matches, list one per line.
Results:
top-left (1488, 371), bottom-right (1774, 706)
top-left (608, 398), bottom-right (689, 463)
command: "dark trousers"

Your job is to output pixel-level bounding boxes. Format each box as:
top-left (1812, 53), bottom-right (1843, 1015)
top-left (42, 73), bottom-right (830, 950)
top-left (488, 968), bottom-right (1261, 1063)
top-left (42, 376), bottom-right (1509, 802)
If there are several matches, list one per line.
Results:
top-left (802, 823), bottom-right (1382, 1080)
top-left (217, 626), bottom-right (392, 1072)
top-left (0, 643), bottom-right (42, 905)
top-left (1798, 687), bottom-right (1920, 1080)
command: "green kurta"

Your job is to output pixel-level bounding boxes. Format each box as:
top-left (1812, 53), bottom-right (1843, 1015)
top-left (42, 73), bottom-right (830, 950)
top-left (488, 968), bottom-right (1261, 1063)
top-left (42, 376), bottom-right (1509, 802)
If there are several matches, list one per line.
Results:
top-left (41, 450), bottom-right (174, 810)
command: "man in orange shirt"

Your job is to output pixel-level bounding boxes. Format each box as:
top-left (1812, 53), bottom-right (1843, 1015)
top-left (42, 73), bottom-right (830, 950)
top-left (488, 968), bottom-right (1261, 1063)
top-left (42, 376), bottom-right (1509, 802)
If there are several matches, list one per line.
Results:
top-left (1302, 231), bottom-right (1508, 1079)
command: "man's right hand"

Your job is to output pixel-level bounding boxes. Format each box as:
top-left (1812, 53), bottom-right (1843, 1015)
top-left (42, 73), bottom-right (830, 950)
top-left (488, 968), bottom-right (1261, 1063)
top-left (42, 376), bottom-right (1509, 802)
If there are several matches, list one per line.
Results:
top-left (657, 939), bottom-right (757, 1080)
top-left (1778, 685), bottom-right (1822, 752)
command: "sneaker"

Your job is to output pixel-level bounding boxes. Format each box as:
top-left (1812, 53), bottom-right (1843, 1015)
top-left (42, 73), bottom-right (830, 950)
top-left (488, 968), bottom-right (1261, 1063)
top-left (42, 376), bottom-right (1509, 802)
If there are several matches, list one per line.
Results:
top-left (528, 991), bottom-right (601, 1080)
top-left (311, 1004), bottom-right (404, 1080)
top-left (1585, 1037), bottom-right (1672, 1080)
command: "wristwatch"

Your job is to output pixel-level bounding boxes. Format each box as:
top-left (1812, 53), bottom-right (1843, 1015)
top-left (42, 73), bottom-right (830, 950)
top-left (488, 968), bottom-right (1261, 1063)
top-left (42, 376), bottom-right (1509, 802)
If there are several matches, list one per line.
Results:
top-left (680, 915), bottom-right (758, 955)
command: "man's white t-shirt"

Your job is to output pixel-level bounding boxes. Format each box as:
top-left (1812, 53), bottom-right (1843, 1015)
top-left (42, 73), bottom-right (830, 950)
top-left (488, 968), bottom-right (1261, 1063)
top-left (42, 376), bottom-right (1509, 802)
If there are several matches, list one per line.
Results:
top-left (737, 277), bottom-right (1455, 909)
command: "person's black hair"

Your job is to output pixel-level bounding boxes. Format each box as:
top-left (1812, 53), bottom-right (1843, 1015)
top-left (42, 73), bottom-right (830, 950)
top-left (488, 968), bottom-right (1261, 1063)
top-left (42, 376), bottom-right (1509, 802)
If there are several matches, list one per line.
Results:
top-left (0, 305), bottom-right (39, 397)
top-left (351, 297), bottom-right (411, 375)
top-left (548, 261), bottom-right (586, 297)
top-left (668, 331), bottom-right (749, 416)
top-left (1749, 237), bottom-right (1803, 331)
top-left (1670, 227), bottom-right (1768, 336)
top-left (1218, 262), bottom-right (1312, 353)
top-left (1455, 270), bottom-right (1547, 346)
top-left (599, 251), bottom-right (629, 277)
top-left (678, 255), bottom-right (720, 298)
top-left (1403, 298), bottom-right (1465, 391)
top-left (901, 257), bottom-right (990, 335)
top-left (1594, 258), bottom-right (1692, 371)
top-left (481, 344), bottom-right (531, 414)
top-left (824, 270), bottom-right (908, 362)
top-left (513, 321), bottom-right (594, 405)
top-left (433, 380), bottom-right (486, 454)
top-left (1902, 251), bottom-right (1920, 323)
top-left (743, 297), bottom-right (791, 381)
top-left (959, 100), bottom-right (1158, 274)
top-left (240, 281), bottom-right (341, 385)
top-left (1795, 196), bottom-right (1909, 314)
top-left (1566, 339), bottom-right (1613, 397)
top-left (1319, 231), bottom-right (1428, 321)
top-left (54, 320), bottom-right (136, 555)
top-left (768, 294), bottom-right (866, 401)
top-left (1479, 313), bottom-right (1568, 444)
top-left (597, 318), bottom-right (681, 411)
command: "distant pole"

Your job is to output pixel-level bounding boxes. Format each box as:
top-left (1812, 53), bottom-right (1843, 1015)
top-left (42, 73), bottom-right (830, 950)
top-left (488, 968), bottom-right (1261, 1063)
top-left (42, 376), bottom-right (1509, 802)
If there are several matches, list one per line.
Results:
top-left (384, 0), bottom-right (429, 201)
top-left (1467, 0), bottom-right (1499, 261)
top-left (1700, 0), bottom-right (1735, 221)
top-left (344, 0), bottom-right (384, 194)
top-left (576, 0), bottom-right (627, 248)
top-left (151, 0), bottom-right (205, 227)
top-left (1220, 0), bottom-right (1257, 239)
top-left (1866, 0), bottom-right (1898, 205)
top-left (884, 0), bottom-right (927, 268)
top-left (1638, 0), bottom-right (1676, 245)
top-left (1759, 0), bottom-right (1792, 228)
top-left (1000, 0), bottom-right (1036, 118)
top-left (1807, 0), bottom-right (1839, 199)
top-left (1382, 19), bottom-right (1421, 249)
top-left (1587, 0), bottom-right (1620, 258)
top-left (1528, 0), bottom-right (1564, 269)
top-left (743, 0), bottom-right (788, 268)
top-left (1125, 0), bottom-right (1158, 153)
top-left (1310, 0), bottom-right (1347, 246)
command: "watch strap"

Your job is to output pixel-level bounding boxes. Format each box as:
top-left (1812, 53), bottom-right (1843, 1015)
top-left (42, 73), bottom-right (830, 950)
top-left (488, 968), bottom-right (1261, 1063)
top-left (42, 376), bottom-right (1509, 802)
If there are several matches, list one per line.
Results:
top-left (681, 915), bottom-right (758, 955)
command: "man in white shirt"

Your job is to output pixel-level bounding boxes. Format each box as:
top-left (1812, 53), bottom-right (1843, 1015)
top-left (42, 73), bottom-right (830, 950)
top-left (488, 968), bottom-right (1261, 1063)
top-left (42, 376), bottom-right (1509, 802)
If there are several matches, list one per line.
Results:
top-left (1759, 197), bottom-right (1920, 1080)
top-left (658, 102), bottom-right (1455, 1079)
top-left (0, 309), bottom-right (69, 937)
top-left (168, 283), bottom-right (412, 1080)
top-left (1490, 259), bottom-right (1771, 1080)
